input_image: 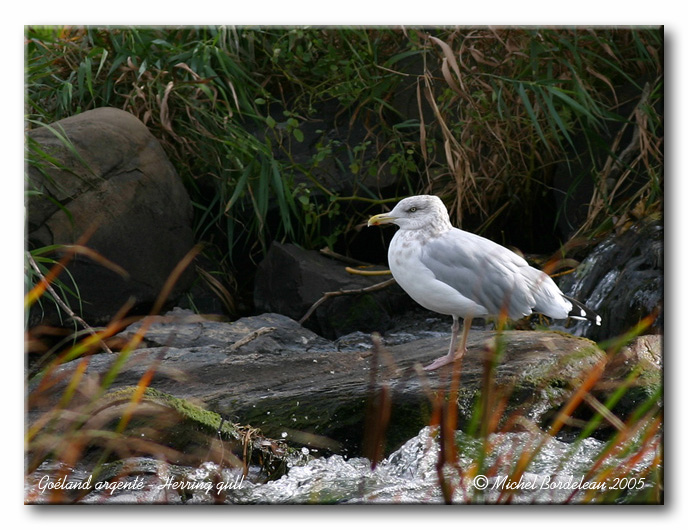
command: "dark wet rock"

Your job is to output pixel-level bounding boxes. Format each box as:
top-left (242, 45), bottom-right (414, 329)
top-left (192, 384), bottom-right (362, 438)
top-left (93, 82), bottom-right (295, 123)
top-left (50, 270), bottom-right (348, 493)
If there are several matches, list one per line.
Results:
top-left (29, 309), bottom-right (661, 458)
top-left (558, 218), bottom-right (663, 342)
top-left (120, 307), bottom-right (332, 353)
top-left (253, 242), bottom-right (413, 339)
top-left (381, 330), bottom-right (607, 447)
top-left (595, 334), bottom-right (662, 413)
top-left (26, 107), bottom-right (195, 326)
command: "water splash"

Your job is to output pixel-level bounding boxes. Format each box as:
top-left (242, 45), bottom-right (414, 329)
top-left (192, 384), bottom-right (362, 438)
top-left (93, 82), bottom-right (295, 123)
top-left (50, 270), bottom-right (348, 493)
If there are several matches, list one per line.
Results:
top-left (227, 427), bottom-right (659, 504)
top-left (26, 426), bottom-right (659, 504)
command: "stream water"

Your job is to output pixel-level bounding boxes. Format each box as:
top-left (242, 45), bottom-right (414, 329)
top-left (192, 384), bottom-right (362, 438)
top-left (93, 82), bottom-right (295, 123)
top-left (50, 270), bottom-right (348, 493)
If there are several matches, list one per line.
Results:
top-left (26, 426), bottom-right (660, 504)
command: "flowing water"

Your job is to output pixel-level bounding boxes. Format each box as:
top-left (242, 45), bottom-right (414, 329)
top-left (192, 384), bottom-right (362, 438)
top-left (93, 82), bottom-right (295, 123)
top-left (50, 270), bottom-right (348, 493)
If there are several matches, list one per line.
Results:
top-left (26, 426), bottom-right (660, 504)
top-left (227, 427), bottom-right (659, 504)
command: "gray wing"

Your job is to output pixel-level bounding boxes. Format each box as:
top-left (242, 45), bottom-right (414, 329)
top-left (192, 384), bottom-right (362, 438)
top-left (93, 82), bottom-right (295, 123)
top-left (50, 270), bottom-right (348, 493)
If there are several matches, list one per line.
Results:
top-left (420, 228), bottom-right (537, 319)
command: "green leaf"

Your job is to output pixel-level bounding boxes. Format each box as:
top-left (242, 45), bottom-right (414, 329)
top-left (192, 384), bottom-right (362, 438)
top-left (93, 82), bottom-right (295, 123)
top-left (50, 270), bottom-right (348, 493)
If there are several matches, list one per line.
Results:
top-left (540, 86), bottom-right (574, 149)
top-left (270, 159), bottom-right (294, 236)
top-left (517, 83), bottom-right (550, 151)
top-left (549, 86), bottom-right (601, 127)
top-left (224, 162), bottom-right (251, 213)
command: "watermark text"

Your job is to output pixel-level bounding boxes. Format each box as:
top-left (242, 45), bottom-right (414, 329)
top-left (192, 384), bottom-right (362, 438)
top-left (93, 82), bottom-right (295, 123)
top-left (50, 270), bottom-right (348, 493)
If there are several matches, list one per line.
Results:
top-left (471, 474), bottom-right (645, 492)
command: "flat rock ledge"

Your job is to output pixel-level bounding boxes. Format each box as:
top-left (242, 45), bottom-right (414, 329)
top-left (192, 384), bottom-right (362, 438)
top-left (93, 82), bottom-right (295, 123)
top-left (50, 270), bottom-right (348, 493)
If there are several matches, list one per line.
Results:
top-left (31, 309), bottom-right (661, 456)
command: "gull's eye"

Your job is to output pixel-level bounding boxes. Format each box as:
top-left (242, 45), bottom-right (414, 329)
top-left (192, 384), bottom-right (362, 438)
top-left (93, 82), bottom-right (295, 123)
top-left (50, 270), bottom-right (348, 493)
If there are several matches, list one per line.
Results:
top-left (408, 207), bottom-right (418, 213)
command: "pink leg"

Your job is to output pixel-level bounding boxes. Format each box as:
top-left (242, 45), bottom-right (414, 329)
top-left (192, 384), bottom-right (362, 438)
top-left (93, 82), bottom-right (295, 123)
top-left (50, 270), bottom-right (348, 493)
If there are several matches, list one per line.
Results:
top-left (424, 315), bottom-right (472, 371)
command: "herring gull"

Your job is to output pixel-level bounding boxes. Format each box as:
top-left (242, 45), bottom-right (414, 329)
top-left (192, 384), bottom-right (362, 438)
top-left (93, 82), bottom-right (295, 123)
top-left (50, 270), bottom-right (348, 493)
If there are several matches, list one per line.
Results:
top-left (368, 195), bottom-right (601, 371)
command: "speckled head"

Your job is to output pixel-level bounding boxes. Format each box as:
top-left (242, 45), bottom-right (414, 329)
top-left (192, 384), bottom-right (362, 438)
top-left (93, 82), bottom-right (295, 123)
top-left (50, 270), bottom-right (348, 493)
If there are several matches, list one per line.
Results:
top-left (368, 195), bottom-right (453, 233)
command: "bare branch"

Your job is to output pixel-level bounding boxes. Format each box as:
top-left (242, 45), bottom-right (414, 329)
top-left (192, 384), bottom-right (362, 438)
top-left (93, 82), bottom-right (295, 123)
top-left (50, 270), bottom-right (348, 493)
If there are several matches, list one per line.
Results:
top-left (299, 278), bottom-right (396, 325)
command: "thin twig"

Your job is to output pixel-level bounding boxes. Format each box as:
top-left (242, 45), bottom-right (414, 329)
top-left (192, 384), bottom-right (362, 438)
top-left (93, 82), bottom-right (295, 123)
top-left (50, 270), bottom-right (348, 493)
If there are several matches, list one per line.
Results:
top-left (320, 248), bottom-right (392, 276)
top-left (582, 393), bottom-right (626, 432)
top-left (299, 278), bottom-right (396, 325)
top-left (318, 247), bottom-right (372, 267)
top-left (226, 326), bottom-right (276, 353)
top-left (344, 267), bottom-right (392, 276)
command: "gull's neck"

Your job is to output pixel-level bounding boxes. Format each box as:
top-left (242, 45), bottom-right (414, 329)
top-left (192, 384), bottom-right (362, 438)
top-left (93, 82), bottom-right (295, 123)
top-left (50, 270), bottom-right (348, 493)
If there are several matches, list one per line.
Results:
top-left (432, 213), bottom-right (453, 234)
top-left (399, 216), bottom-right (453, 238)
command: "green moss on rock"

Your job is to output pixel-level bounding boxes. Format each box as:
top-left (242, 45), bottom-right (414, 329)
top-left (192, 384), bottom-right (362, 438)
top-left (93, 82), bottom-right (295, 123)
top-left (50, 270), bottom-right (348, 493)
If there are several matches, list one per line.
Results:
top-left (100, 386), bottom-right (300, 478)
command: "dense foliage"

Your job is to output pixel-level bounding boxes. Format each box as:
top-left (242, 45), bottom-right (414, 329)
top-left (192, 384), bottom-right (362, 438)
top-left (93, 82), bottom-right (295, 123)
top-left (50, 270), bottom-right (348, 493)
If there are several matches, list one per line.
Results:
top-left (26, 27), bottom-right (662, 257)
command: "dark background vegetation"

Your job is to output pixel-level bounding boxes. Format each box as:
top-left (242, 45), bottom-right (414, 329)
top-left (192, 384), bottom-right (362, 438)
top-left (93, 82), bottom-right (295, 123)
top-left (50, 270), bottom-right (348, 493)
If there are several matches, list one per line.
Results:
top-left (25, 26), bottom-right (663, 316)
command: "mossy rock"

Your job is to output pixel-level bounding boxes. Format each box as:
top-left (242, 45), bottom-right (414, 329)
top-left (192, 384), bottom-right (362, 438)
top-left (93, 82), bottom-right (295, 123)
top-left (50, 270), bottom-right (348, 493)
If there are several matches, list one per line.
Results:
top-left (88, 386), bottom-right (301, 479)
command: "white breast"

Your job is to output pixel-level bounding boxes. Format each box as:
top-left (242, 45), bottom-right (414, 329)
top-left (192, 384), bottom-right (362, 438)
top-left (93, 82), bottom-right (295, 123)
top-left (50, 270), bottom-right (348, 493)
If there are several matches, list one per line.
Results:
top-left (388, 230), bottom-right (490, 318)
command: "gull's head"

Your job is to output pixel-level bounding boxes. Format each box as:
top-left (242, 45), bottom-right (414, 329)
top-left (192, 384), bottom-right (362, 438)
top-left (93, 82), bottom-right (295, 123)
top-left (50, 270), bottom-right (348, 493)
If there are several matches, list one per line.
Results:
top-left (367, 195), bottom-right (452, 232)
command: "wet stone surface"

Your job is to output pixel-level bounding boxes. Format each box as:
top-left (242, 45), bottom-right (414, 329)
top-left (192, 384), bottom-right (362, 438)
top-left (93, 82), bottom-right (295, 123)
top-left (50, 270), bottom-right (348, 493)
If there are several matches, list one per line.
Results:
top-left (30, 308), bottom-right (656, 457)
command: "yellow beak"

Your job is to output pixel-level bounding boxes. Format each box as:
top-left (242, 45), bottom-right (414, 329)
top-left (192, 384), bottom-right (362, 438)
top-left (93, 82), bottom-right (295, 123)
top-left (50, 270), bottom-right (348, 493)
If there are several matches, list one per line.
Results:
top-left (367, 213), bottom-right (397, 227)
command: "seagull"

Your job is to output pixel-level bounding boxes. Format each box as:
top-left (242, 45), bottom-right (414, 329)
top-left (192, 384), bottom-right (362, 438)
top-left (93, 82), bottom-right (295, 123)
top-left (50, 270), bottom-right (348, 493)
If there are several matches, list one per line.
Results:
top-left (368, 195), bottom-right (601, 371)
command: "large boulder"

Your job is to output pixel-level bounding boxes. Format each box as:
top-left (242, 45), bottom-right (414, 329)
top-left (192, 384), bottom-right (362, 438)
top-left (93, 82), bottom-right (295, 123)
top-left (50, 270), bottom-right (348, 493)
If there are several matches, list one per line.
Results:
top-left (27, 107), bottom-right (195, 326)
